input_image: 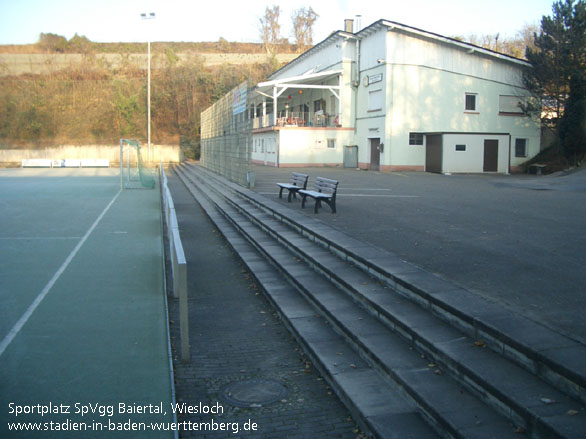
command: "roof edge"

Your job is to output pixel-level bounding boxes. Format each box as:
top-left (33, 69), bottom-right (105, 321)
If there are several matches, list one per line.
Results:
top-left (267, 31), bottom-right (357, 80)
top-left (365, 19), bottom-right (530, 67)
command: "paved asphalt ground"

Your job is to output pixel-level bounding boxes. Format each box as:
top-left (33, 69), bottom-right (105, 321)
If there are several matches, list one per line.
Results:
top-left (250, 165), bottom-right (586, 346)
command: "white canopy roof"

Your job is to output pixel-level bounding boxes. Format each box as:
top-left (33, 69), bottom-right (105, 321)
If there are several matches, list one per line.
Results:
top-left (254, 69), bottom-right (343, 100)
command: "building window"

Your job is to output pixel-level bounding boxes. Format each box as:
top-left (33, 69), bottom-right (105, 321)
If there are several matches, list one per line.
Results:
top-left (515, 138), bottom-right (527, 157)
top-left (327, 138), bottom-right (336, 149)
top-left (455, 144), bottom-right (466, 151)
top-left (499, 95), bottom-right (525, 114)
top-left (409, 132), bottom-right (424, 145)
top-left (368, 89), bottom-right (383, 112)
top-left (465, 93), bottom-right (477, 111)
top-left (314, 99), bottom-right (325, 113)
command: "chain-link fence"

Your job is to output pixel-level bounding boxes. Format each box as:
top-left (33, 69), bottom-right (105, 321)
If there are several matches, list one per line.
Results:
top-left (200, 81), bottom-right (254, 187)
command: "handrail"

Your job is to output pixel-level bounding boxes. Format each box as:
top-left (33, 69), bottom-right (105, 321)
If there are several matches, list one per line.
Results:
top-left (160, 164), bottom-right (190, 363)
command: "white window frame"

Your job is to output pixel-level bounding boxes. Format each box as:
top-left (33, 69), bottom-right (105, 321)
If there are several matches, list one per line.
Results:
top-left (368, 89), bottom-right (383, 112)
top-left (465, 92), bottom-right (478, 112)
top-left (499, 95), bottom-right (525, 115)
top-left (409, 132), bottom-right (424, 146)
top-left (515, 138), bottom-right (528, 157)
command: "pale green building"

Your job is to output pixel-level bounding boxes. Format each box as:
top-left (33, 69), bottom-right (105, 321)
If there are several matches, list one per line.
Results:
top-left (221, 19), bottom-right (541, 174)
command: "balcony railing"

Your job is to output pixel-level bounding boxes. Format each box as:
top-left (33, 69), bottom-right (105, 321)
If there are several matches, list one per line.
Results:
top-left (252, 112), bottom-right (341, 129)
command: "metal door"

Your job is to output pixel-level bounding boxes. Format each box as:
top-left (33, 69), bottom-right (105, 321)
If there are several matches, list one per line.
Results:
top-left (483, 140), bottom-right (498, 172)
top-left (370, 138), bottom-right (380, 171)
top-left (344, 145), bottom-right (358, 168)
top-left (425, 134), bottom-right (442, 173)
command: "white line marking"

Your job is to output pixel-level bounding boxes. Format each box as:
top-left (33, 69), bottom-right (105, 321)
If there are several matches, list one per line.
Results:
top-left (337, 194), bottom-right (418, 198)
top-left (0, 189), bottom-right (122, 358)
top-left (0, 237), bottom-right (82, 241)
top-left (258, 192), bottom-right (418, 198)
top-left (327, 188), bottom-right (393, 191)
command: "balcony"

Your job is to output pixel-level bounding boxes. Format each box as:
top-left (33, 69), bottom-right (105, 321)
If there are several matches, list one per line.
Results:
top-left (252, 111), bottom-right (342, 130)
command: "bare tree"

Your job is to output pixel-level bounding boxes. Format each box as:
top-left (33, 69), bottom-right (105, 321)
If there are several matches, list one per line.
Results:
top-left (292, 7), bottom-right (319, 52)
top-left (259, 5), bottom-right (281, 55)
top-left (456, 23), bottom-right (540, 59)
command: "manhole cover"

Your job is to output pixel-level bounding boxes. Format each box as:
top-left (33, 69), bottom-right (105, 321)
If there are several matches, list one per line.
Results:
top-left (221, 379), bottom-right (288, 408)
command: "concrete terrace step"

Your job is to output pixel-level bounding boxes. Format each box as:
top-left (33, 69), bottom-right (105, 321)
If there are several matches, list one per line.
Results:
top-left (173, 165), bottom-right (439, 439)
top-left (176, 164), bottom-right (523, 439)
top-left (184, 163), bottom-right (586, 405)
top-left (175, 163), bottom-right (586, 438)
top-left (174, 165), bottom-right (517, 439)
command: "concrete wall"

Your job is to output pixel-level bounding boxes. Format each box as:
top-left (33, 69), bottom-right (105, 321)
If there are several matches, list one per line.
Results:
top-left (0, 144), bottom-right (181, 166)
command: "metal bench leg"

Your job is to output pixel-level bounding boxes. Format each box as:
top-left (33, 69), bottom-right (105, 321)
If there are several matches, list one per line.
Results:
top-left (279, 187), bottom-right (284, 199)
top-left (325, 199), bottom-right (336, 213)
top-left (301, 195), bottom-right (307, 208)
top-left (314, 199), bottom-right (321, 214)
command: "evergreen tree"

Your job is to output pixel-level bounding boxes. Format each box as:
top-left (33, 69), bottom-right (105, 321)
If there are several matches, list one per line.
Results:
top-left (559, 71), bottom-right (586, 162)
top-left (524, 0), bottom-right (586, 163)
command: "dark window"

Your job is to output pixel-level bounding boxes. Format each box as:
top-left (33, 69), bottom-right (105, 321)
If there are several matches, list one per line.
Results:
top-left (455, 144), bottom-right (466, 151)
top-left (515, 138), bottom-right (527, 157)
top-left (465, 94), bottom-right (477, 111)
top-left (409, 132), bottom-right (424, 145)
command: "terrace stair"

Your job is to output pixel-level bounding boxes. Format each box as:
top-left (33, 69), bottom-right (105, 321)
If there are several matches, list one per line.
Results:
top-left (173, 162), bottom-right (586, 439)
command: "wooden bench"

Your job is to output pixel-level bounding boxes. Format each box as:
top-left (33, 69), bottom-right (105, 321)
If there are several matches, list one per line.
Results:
top-left (277, 172), bottom-right (309, 202)
top-left (299, 177), bottom-right (339, 214)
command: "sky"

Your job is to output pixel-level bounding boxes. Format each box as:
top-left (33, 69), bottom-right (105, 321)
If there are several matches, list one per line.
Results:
top-left (0, 0), bottom-right (556, 46)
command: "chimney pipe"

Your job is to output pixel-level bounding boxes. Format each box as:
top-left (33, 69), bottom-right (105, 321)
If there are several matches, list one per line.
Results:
top-left (344, 19), bottom-right (354, 33)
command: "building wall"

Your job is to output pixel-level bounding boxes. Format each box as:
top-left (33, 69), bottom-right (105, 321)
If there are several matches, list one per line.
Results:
top-left (252, 128), bottom-right (353, 167)
top-left (442, 134), bottom-right (510, 173)
top-left (353, 27), bottom-right (540, 173)
top-left (272, 36), bottom-right (346, 79)
top-left (385, 64), bottom-right (539, 170)
top-left (279, 128), bottom-right (348, 166)
top-left (251, 131), bottom-right (279, 166)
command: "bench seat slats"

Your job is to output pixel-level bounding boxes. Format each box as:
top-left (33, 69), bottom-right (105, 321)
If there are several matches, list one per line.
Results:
top-left (299, 176), bottom-right (339, 214)
top-left (276, 172), bottom-right (309, 202)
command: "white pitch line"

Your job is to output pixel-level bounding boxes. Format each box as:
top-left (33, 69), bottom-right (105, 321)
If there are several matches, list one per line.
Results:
top-left (258, 192), bottom-right (418, 198)
top-left (0, 237), bottom-right (82, 240)
top-left (332, 188), bottom-right (393, 191)
top-left (0, 189), bottom-right (122, 358)
top-left (337, 194), bottom-right (418, 198)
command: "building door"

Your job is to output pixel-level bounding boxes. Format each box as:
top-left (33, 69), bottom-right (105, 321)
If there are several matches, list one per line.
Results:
top-left (370, 138), bottom-right (381, 171)
top-left (344, 145), bottom-right (358, 168)
top-left (483, 139), bottom-right (499, 172)
top-left (425, 134), bottom-right (442, 173)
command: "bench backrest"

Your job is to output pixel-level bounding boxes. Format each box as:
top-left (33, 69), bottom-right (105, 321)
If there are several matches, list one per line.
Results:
top-left (313, 177), bottom-right (339, 195)
top-left (290, 172), bottom-right (309, 189)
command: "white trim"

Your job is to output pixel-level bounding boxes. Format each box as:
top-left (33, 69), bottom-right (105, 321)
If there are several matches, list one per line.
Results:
top-left (257, 69), bottom-right (343, 88)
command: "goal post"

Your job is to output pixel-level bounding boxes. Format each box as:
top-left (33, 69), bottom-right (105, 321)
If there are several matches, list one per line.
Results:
top-left (119, 139), bottom-right (155, 189)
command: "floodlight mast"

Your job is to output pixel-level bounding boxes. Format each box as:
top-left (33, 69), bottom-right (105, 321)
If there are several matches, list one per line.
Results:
top-left (140, 12), bottom-right (156, 162)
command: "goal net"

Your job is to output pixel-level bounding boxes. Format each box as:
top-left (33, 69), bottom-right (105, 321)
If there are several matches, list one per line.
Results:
top-left (119, 139), bottom-right (155, 189)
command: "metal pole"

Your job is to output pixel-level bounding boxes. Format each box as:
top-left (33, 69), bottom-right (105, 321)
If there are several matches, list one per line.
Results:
top-left (140, 12), bottom-right (155, 163)
top-left (147, 39), bottom-right (151, 163)
top-left (119, 139), bottom-right (123, 189)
